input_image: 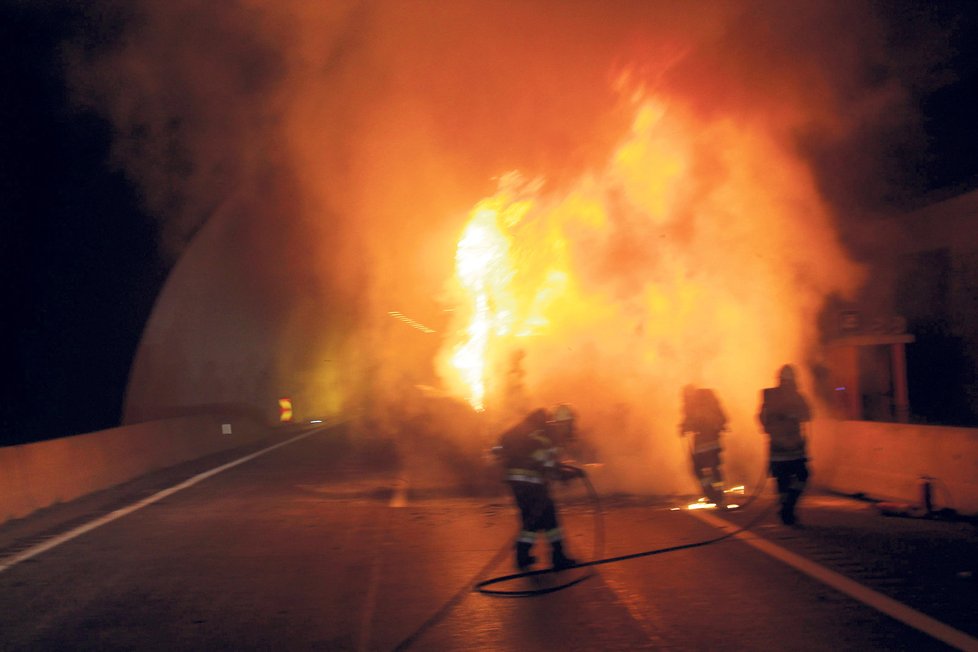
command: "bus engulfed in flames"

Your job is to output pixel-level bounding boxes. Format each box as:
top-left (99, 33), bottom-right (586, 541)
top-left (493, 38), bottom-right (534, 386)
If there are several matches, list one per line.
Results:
top-left (436, 91), bottom-right (861, 494)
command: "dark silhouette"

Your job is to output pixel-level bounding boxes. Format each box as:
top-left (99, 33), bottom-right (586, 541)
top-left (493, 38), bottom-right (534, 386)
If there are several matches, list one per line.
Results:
top-left (679, 385), bottom-right (728, 505)
top-left (758, 365), bottom-right (812, 526)
top-left (493, 404), bottom-right (582, 571)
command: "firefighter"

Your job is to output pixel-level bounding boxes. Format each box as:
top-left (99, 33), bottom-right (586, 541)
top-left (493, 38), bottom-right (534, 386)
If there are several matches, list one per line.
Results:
top-left (679, 385), bottom-right (728, 505)
top-left (494, 404), bottom-right (582, 571)
top-left (758, 364), bottom-right (812, 526)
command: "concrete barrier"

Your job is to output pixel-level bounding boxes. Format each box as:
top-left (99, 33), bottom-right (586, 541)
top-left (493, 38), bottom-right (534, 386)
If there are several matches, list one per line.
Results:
top-left (5, 413), bottom-right (975, 525)
top-left (810, 419), bottom-right (978, 516)
top-left (0, 410), bottom-right (273, 526)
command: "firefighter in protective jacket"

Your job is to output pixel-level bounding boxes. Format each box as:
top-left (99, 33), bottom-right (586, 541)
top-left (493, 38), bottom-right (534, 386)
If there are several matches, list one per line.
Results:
top-left (758, 364), bottom-right (812, 526)
top-left (679, 385), bottom-right (728, 504)
top-left (494, 404), bottom-right (582, 571)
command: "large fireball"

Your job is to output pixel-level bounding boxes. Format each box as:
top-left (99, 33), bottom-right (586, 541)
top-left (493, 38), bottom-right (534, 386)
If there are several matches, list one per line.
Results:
top-left (76, 1), bottom-right (915, 495)
top-left (438, 92), bottom-right (861, 493)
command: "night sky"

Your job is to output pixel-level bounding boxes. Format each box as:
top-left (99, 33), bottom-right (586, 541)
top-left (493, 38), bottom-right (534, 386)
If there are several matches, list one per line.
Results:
top-left (2, 3), bottom-right (165, 445)
top-left (913, 2), bottom-right (978, 198)
top-left (2, 1), bottom-right (978, 446)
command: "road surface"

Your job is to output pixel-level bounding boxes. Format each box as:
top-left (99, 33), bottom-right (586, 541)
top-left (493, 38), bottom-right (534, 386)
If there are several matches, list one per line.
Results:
top-left (0, 423), bottom-right (975, 650)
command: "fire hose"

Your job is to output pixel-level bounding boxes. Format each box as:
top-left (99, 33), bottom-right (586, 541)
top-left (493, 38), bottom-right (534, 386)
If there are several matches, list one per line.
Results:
top-left (474, 461), bottom-right (776, 597)
top-left (393, 461), bottom-right (777, 650)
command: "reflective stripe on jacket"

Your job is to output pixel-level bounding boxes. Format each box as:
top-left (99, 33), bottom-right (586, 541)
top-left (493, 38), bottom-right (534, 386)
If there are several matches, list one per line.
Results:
top-left (505, 431), bottom-right (557, 483)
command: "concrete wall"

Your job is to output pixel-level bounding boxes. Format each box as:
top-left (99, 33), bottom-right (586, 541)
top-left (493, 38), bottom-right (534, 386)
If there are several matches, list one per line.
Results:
top-left (7, 411), bottom-right (976, 526)
top-left (122, 199), bottom-right (287, 426)
top-left (810, 419), bottom-right (978, 516)
top-left (122, 194), bottom-right (362, 431)
top-left (0, 410), bottom-right (273, 526)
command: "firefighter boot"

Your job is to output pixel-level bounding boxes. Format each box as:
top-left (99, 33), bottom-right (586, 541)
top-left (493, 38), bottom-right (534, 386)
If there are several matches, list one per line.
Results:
top-left (779, 490), bottom-right (800, 526)
top-left (784, 489), bottom-right (802, 527)
top-left (515, 541), bottom-right (536, 570)
top-left (551, 541), bottom-right (577, 571)
top-left (710, 466), bottom-right (725, 507)
top-left (710, 481), bottom-right (725, 507)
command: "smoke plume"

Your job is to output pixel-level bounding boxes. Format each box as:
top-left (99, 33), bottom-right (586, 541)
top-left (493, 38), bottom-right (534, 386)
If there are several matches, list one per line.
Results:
top-left (70, 1), bottom-right (942, 494)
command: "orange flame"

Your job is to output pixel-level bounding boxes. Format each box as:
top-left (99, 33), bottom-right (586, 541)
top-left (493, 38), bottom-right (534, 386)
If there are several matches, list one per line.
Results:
top-left (445, 173), bottom-right (571, 411)
top-left (438, 90), bottom-right (861, 491)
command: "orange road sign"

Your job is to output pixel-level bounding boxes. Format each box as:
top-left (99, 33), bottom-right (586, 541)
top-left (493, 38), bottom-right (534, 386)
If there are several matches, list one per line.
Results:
top-left (278, 398), bottom-right (293, 422)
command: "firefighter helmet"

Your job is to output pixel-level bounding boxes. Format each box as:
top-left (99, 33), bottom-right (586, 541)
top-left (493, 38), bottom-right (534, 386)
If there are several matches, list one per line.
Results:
top-left (526, 408), bottom-right (549, 429)
top-left (552, 403), bottom-right (575, 423)
top-left (550, 403), bottom-right (576, 443)
top-left (778, 364), bottom-right (796, 383)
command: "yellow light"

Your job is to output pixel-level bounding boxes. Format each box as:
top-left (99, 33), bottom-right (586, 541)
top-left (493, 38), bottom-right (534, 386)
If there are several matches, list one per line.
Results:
top-left (278, 398), bottom-right (293, 423)
top-left (447, 191), bottom-right (524, 411)
top-left (687, 497), bottom-right (717, 510)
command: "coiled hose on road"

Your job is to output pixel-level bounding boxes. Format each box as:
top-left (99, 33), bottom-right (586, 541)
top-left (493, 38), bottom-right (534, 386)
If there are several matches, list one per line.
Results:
top-left (393, 464), bottom-right (776, 650)
top-left (474, 463), bottom-right (775, 597)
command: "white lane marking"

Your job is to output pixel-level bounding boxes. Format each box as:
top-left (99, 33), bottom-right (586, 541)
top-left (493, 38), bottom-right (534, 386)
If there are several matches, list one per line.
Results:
top-left (598, 570), bottom-right (672, 648)
top-left (358, 509), bottom-right (387, 652)
top-left (691, 510), bottom-right (978, 652)
top-left (0, 424), bottom-right (335, 575)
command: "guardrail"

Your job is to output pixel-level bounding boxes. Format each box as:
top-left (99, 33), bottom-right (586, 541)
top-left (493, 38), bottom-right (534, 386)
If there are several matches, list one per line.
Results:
top-left (0, 411), bottom-right (273, 526)
top-left (810, 419), bottom-right (978, 516)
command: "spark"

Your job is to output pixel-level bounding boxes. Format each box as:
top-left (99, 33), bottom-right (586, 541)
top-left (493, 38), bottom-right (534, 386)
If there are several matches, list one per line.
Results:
top-left (388, 311), bottom-right (436, 334)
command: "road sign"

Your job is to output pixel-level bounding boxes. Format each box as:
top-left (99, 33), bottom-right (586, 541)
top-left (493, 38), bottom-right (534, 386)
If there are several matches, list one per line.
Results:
top-left (278, 398), bottom-right (293, 422)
